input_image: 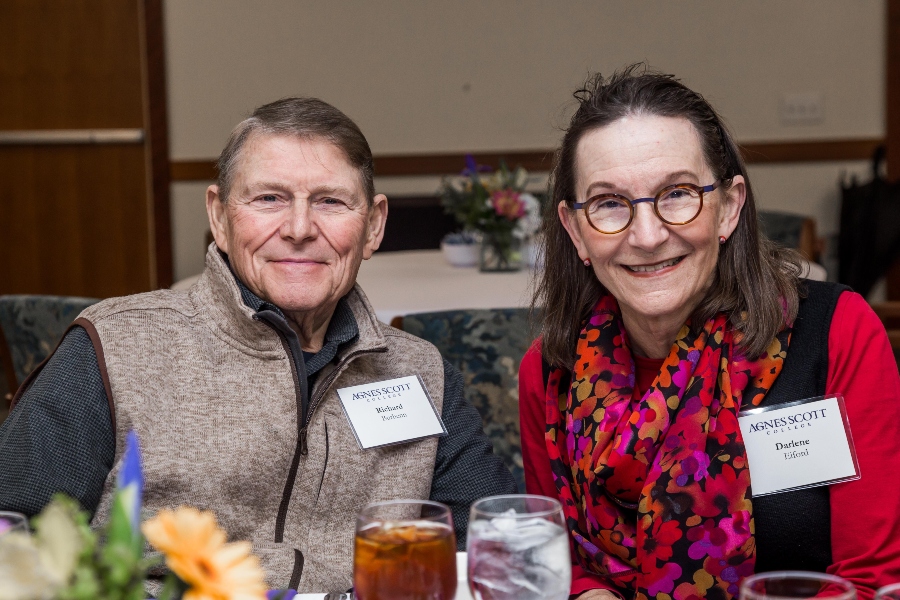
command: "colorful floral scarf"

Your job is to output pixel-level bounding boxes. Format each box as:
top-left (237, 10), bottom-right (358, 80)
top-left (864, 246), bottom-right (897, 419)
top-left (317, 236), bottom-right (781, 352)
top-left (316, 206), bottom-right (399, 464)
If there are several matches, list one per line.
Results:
top-left (546, 295), bottom-right (790, 600)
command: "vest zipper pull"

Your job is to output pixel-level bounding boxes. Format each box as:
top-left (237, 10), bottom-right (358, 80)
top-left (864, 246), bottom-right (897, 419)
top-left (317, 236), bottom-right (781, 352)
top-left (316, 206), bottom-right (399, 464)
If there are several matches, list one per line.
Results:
top-left (300, 428), bottom-right (308, 456)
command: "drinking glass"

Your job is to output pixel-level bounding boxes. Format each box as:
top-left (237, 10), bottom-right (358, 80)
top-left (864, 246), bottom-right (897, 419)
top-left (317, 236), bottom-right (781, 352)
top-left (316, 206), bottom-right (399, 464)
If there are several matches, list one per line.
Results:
top-left (353, 499), bottom-right (457, 600)
top-left (466, 494), bottom-right (571, 600)
top-left (0, 512), bottom-right (28, 537)
top-left (740, 571), bottom-right (856, 600)
top-left (875, 583), bottom-right (900, 600)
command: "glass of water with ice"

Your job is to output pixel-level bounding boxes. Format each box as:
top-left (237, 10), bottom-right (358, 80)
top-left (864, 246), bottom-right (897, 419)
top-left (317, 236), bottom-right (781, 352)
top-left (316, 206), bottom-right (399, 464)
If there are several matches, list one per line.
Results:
top-left (466, 495), bottom-right (570, 600)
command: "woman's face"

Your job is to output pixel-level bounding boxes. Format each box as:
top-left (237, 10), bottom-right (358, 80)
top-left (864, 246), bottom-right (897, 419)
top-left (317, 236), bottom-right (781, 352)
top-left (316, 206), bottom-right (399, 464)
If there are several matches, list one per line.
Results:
top-left (559, 114), bottom-right (745, 327)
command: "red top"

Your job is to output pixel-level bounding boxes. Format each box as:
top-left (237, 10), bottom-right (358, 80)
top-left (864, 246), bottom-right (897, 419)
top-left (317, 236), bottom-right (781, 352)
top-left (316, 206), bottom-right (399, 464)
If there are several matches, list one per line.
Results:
top-left (519, 292), bottom-right (900, 600)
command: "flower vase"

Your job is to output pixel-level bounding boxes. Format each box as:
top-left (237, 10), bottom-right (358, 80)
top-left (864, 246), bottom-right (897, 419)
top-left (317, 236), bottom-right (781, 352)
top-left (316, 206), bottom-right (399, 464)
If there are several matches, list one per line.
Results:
top-left (479, 233), bottom-right (523, 272)
top-left (440, 232), bottom-right (481, 267)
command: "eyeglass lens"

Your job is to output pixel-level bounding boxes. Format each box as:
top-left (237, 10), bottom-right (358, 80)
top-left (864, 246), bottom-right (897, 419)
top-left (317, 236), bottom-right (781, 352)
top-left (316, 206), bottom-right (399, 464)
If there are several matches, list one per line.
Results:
top-left (587, 185), bottom-right (703, 233)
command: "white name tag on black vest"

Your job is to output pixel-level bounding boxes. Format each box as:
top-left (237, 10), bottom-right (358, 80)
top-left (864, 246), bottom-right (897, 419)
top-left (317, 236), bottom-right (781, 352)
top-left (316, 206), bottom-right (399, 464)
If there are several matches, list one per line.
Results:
top-left (337, 375), bottom-right (447, 449)
top-left (737, 394), bottom-right (860, 497)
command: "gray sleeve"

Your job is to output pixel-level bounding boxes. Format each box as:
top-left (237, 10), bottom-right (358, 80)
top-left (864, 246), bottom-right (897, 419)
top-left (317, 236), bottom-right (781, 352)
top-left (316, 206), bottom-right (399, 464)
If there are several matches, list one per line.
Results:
top-left (0, 326), bottom-right (115, 517)
top-left (429, 359), bottom-right (518, 548)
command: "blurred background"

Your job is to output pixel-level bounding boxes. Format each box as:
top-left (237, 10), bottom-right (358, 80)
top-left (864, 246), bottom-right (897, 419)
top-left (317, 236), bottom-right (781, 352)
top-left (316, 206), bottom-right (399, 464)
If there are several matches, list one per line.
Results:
top-left (1, 0), bottom-right (896, 290)
top-left (1, 1), bottom-right (899, 420)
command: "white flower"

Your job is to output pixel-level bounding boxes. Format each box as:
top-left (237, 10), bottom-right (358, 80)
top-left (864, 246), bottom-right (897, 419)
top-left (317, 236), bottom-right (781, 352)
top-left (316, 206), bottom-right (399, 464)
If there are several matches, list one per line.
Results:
top-left (512, 167), bottom-right (528, 190)
top-left (513, 193), bottom-right (542, 239)
top-left (0, 533), bottom-right (58, 600)
top-left (33, 501), bottom-right (84, 586)
top-left (0, 502), bottom-right (87, 600)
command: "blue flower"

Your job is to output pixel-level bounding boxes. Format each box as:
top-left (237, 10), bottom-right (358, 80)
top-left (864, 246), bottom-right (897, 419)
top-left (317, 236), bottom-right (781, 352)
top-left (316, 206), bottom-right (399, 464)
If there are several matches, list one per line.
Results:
top-left (116, 430), bottom-right (144, 532)
top-left (463, 154), bottom-right (478, 176)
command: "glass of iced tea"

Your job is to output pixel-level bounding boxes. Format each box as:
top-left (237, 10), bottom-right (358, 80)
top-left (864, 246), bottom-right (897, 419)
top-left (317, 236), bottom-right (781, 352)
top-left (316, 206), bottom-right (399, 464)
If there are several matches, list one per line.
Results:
top-left (353, 499), bottom-right (457, 600)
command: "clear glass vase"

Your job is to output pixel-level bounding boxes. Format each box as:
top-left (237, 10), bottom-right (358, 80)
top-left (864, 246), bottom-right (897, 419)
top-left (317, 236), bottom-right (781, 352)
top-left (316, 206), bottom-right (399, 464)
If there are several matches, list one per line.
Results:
top-left (479, 232), bottom-right (523, 272)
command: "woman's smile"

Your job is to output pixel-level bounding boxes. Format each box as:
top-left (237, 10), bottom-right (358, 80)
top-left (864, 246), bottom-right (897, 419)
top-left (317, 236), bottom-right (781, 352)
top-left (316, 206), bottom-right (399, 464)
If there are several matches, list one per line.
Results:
top-left (621, 255), bottom-right (685, 274)
top-left (561, 115), bottom-right (739, 329)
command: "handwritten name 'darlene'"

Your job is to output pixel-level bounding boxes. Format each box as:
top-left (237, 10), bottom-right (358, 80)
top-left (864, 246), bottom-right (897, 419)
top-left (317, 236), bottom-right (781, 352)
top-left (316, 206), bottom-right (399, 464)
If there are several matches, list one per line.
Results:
top-left (747, 408), bottom-right (828, 435)
top-left (776, 439), bottom-right (810, 460)
top-left (351, 383), bottom-right (412, 402)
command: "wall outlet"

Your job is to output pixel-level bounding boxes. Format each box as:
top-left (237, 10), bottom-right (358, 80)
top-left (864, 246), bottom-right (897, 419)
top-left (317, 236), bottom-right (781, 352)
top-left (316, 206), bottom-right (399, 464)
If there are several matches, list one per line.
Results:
top-left (779, 91), bottom-right (825, 125)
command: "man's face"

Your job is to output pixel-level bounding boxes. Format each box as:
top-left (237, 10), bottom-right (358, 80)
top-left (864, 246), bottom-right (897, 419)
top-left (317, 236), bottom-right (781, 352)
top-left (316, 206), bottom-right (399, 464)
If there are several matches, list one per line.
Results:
top-left (206, 133), bottom-right (387, 319)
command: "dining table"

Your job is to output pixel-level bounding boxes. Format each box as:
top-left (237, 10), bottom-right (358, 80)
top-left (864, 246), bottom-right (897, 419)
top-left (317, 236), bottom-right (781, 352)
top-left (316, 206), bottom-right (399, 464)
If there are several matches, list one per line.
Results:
top-left (170, 249), bottom-right (825, 326)
top-left (355, 249), bottom-right (537, 324)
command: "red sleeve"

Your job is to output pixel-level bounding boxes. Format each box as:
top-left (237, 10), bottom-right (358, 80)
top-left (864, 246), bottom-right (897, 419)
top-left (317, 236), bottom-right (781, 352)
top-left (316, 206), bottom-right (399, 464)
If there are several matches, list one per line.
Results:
top-left (519, 340), bottom-right (623, 598)
top-left (825, 292), bottom-right (900, 600)
top-left (520, 340), bottom-right (556, 499)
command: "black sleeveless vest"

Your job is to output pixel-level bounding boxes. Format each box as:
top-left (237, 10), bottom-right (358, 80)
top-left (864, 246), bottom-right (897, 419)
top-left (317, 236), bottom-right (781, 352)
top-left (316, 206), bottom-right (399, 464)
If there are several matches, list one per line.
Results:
top-left (541, 280), bottom-right (849, 574)
top-left (752, 280), bottom-right (848, 573)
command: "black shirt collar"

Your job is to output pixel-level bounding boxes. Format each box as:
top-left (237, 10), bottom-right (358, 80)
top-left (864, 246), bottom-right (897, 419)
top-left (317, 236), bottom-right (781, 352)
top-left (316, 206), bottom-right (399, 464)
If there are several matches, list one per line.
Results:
top-left (224, 253), bottom-right (359, 376)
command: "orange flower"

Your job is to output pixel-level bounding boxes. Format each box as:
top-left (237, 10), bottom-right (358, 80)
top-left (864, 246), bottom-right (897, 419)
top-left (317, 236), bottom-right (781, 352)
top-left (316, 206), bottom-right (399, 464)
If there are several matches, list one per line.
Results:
top-left (142, 507), bottom-right (267, 600)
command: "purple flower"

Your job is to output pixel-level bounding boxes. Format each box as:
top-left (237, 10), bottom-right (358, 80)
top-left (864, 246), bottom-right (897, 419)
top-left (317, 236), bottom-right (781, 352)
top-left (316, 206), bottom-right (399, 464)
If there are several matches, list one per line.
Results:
top-left (463, 154), bottom-right (478, 176)
top-left (116, 430), bottom-right (144, 532)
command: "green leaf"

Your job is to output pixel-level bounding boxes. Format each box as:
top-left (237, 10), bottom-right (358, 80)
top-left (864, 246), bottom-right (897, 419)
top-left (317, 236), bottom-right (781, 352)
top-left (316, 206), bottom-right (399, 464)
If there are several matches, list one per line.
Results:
top-left (59, 565), bottom-right (101, 600)
top-left (106, 492), bottom-right (138, 553)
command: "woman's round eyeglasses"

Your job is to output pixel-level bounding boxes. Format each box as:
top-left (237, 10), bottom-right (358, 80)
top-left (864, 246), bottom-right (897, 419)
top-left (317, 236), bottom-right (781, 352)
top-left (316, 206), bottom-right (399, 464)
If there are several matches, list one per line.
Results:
top-left (572, 181), bottom-right (720, 234)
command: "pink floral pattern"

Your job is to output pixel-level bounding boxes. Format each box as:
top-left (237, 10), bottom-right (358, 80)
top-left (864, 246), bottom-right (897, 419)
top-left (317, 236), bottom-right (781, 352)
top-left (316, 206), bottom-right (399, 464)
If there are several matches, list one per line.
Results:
top-left (545, 295), bottom-right (790, 600)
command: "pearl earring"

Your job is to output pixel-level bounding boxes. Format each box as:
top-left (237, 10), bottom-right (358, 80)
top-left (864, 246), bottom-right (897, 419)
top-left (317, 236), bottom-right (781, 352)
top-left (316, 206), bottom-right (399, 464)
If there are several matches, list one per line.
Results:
top-left (719, 236), bottom-right (727, 245)
top-left (584, 258), bottom-right (591, 266)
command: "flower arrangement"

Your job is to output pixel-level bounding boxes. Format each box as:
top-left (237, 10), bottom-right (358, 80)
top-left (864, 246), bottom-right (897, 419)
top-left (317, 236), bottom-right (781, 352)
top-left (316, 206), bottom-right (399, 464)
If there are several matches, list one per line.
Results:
top-left (439, 155), bottom-right (542, 271)
top-left (0, 432), bottom-right (266, 600)
top-left (143, 508), bottom-right (266, 600)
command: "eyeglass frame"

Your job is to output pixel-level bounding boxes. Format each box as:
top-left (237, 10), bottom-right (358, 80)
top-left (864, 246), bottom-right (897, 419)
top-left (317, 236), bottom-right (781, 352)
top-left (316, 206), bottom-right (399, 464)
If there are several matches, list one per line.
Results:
top-left (571, 180), bottom-right (720, 234)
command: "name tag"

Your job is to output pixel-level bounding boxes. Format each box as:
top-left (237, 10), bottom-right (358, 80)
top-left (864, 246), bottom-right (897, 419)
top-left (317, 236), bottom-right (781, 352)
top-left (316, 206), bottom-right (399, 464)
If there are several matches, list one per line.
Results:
top-left (737, 394), bottom-right (860, 497)
top-left (337, 375), bottom-right (447, 449)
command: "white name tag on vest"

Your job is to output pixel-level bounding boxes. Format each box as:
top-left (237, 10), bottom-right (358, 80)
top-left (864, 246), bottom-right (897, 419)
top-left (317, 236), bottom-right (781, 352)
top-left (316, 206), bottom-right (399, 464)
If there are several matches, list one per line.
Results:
top-left (337, 375), bottom-right (447, 450)
top-left (737, 394), bottom-right (860, 497)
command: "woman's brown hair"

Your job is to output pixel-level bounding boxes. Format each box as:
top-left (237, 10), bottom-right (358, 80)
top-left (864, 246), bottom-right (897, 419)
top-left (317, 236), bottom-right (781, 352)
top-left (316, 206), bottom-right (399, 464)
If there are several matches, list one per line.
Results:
top-left (535, 64), bottom-right (801, 368)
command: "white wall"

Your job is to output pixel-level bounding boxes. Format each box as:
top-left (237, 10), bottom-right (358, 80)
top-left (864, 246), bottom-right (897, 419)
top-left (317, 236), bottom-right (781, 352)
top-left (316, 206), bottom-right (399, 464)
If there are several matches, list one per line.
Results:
top-left (165, 1), bottom-right (886, 281)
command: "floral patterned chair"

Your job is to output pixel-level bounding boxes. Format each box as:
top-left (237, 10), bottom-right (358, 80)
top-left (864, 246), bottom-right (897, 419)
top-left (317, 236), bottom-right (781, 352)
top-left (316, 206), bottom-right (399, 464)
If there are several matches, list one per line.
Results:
top-left (398, 308), bottom-right (537, 492)
top-left (0, 295), bottom-right (99, 408)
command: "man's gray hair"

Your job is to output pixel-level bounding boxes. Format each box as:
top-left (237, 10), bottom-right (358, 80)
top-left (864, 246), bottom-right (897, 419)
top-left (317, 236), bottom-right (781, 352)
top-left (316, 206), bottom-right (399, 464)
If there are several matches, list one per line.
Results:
top-left (216, 97), bottom-right (375, 204)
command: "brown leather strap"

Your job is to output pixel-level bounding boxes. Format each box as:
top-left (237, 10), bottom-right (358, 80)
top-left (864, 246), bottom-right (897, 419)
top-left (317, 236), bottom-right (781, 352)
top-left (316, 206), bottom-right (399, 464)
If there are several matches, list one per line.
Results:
top-left (0, 322), bottom-right (18, 409)
top-left (9, 318), bottom-right (116, 432)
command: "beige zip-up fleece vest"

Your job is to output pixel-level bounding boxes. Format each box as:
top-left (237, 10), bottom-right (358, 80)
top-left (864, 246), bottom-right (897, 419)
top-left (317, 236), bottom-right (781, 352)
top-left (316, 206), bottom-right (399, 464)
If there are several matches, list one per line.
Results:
top-left (80, 246), bottom-right (445, 593)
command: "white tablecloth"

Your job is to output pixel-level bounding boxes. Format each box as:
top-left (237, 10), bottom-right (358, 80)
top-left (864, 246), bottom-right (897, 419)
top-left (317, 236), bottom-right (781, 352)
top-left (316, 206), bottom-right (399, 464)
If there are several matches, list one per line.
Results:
top-left (294, 552), bottom-right (470, 599)
top-left (172, 250), bottom-right (826, 324)
top-left (356, 250), bottom-right (536, 323)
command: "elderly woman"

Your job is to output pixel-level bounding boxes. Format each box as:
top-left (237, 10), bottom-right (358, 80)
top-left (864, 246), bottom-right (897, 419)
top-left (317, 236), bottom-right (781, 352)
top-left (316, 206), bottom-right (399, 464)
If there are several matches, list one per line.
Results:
top-left (520, 66), bottom-right (900, 600)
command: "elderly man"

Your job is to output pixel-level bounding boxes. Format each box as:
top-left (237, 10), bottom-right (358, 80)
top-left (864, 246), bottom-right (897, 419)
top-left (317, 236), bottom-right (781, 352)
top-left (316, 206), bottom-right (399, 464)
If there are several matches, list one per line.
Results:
top-left (0, 97), bottom-right (516, 591)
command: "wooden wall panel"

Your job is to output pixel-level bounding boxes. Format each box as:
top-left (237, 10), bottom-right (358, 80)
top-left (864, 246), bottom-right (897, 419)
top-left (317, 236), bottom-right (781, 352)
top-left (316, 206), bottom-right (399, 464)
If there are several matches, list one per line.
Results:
top-left (0, 0), bottom-right (144, 130)
top-left (0, 0), bottom-right (171, 298)
top-left (170, 138), bottom-right (884, 181)
top-left (141, 0), bottom-right (173, 288)
top-left (0, 145), bottom-right (150, 297)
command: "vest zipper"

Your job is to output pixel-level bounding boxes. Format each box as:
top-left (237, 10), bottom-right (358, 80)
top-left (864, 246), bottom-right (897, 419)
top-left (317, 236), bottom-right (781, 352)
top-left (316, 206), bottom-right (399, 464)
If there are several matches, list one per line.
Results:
top-left (298, 348), bottom-right (385, 455)
top-left (252, 314), bottom-right (307, 544)
top-left (254, 311), bottom-right (386, 543)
